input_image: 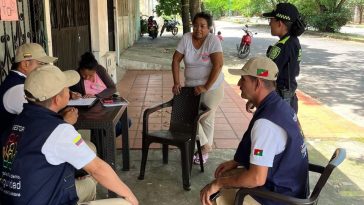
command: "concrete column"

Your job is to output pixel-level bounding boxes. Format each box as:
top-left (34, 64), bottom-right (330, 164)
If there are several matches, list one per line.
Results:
top-left (43, 0), bottom-right (53, 56)
top-left (89, 0), bottom-right (109, 63)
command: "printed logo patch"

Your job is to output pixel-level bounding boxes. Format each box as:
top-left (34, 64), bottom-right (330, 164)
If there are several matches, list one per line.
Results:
top-left (3, 133), bottom-right (20, 170)
top-left (301, 143), bottom-right (307, 158)
top-left (257, 68), bottom-right (269, 77)
top-left (200, 53), bottom-right (210, 62)
top-left (23, 53), bottom-right (32, 58)
top-left (253, 149), bottom-right (263, 156)
top-left (73, 135), bottom-right (84, 146)
top-left (267, 46), bottom-right (281, 60)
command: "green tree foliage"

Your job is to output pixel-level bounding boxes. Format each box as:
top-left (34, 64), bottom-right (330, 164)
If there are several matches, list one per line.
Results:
top-left (203, 0), bottom-right (228, 18)
top-left (156, 0), bottom-right (181, 16)
top-left (293, 0), bottom-right (351, 32)
top-left (348, 0), bottom-right (364, 24)
top-left (203, 0), bottom-right (352, 32)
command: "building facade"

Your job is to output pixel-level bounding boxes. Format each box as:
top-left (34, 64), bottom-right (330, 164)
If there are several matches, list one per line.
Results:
top-left (1, 0), bottom-right (144, 84)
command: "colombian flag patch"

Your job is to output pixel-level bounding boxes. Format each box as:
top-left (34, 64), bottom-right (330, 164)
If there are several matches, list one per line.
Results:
top-left (257, 69), bottom-right (269, 77)
top-left (73, 135), bottom-right (84, 146)
top-left (254, 149), bottom-right (263, 156)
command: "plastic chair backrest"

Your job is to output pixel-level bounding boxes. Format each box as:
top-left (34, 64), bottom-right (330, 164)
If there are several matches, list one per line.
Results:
top-left (169, 87), bottom-right (201, 133)
top-left (309, 148), bottom-right (346, 201)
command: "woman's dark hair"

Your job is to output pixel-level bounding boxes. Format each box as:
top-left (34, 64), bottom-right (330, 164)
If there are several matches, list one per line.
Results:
top-left (78, 52), bottom-right (98, 70)
top-left (290, 15), bottom-right (306, 36)
top-left (281, 16), bottom-right (306, 37)
top-left (192, 12), bottom-right (213, 28)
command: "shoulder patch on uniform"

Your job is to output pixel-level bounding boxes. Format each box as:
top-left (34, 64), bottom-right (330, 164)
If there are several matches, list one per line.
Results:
top-left (298, 49), bottom-right (302, 62)
top-left (267, 46), bottom-right (281, 60)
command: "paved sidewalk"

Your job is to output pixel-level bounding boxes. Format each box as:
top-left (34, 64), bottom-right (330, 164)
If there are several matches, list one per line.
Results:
top-left (111, 34), bottom-right (364, 204)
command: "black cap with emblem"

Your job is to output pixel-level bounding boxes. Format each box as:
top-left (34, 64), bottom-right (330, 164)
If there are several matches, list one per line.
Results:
top-left (263, 3), bottom-right (299, 22)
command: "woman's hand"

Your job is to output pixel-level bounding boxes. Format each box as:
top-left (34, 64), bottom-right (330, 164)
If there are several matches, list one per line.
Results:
top-left (83, 94), bottom-right (95, 98)
top-left (194, 85), bottom-right (207, 95)
top-left (172, 84), bottom-right (181, 95)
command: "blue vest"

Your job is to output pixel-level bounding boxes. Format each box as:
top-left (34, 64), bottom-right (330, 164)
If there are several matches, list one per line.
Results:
top-left (0, 103), bottom-right (78, 205)
top-left (0, 71), bottom-right (26, 135)
top-left (234, 92), bottom-right (308, 205)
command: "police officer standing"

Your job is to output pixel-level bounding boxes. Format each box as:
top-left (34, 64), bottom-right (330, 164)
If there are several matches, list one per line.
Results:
top-left (263, 3), bottom-right (305, 113)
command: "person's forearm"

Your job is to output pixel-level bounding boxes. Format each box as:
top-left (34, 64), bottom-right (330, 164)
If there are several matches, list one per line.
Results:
top-left (89, 158), bottom-right (135, 199)
top-left (204, 52), bottom-right (223, 90)
top-left (214, 168), bottom-right (265, 190)
top-left (204, 65), bottom-right (222, 90)
top-left (172, 61), bottom-right (180, 85)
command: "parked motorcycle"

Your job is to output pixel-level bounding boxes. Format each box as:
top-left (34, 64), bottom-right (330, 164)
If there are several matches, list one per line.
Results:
top-left (140, 15), bottom-right (148, 37)
top-left (236, 25), bottom-right (257, 59)
top-left (147, 16), bottom-right (158, 39)
top-left (160, 19), bottom-right (179, 36)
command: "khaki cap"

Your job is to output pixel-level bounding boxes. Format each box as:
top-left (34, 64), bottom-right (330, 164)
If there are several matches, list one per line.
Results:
top-left (25, 65), bottom-right (80, 102)
top-left (228, 56), bottom-right (278, 81)
top-left (14, 43), bottom-right (58, 63)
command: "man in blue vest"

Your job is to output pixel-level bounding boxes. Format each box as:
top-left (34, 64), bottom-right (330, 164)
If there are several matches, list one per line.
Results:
top-left (0, 65), bottom-right (138, 205)
top-left (0, 43), bottom-right (57, 135)
top-left (200, 56), bottom-right (308, 205)
top-left (0, 43), bottom-right (96, 203)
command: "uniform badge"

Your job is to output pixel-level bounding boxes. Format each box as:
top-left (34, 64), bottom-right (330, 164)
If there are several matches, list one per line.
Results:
top-left (268, 46), bottom-right (281, 60)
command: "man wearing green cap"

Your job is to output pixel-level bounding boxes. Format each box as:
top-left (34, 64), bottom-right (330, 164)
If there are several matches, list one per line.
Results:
top-left (200, 57), bottom-right (308, 205)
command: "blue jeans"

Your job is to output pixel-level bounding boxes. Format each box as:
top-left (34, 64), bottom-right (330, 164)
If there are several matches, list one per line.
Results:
top-left (115, 118), bottom-right (132, 137)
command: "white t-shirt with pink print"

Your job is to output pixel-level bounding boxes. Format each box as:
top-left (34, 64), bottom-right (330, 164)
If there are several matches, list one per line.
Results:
top-left (176, 32), bottom-right (224, 90)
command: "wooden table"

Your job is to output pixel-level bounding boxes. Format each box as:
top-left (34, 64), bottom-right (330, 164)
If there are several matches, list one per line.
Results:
top-left (74, 101), bottom-right (130, 171)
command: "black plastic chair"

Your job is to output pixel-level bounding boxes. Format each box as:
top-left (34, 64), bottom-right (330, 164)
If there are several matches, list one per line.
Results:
top-left (233, 148), bottom-right (346, 205)
top-left (138, 87), bottom-right (210, 190)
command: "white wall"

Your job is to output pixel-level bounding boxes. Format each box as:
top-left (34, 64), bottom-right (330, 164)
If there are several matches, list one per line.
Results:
top-left (89, 0), bottom-right (109, 63)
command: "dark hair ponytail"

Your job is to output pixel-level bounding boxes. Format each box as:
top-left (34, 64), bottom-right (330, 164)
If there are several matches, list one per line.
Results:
top-left (290, 15), bottom-right (306, 36)
top-left (78, 52), bottom-right (98, 70)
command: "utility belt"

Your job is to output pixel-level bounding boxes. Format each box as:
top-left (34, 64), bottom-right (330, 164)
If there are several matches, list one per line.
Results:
top-left (277, 88), bottom-right (296, 104)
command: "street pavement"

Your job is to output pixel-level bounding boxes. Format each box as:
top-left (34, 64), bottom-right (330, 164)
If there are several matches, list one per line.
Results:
top-left (214, 20), bottom-right (364, 127)
top-left (116, 22), bottom-right (364, 204)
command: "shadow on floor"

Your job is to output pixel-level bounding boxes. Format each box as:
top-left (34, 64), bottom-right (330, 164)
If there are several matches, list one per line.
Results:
top-left (96, 145), bottom-right (364, 205)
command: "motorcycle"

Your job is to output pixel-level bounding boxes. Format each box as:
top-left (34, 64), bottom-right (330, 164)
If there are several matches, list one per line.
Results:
top-left (236, 25), bottom-right (257, 59)
top-left (140, 15), bottom-right (148, 37)
top-left (147, 16), bottom-right (159, 39)
top-left (160, 19), bottom-right (179, 36)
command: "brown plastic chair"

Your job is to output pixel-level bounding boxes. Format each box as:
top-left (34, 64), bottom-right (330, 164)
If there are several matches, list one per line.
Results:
top-left (138, 87), bottom-right (210, 190)
top-left (233, 148), bottom-right (346, 205)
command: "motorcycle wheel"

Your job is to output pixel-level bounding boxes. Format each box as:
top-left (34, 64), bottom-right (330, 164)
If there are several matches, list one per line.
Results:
top-left (172, 27), bottom-right (178, 36)
top-left (238, 45), bottom-right (250, 59)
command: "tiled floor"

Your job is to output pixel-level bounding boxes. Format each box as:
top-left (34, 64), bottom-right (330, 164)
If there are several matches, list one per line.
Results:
top-left (116, 70), bottom-right (251, 150)
top-left (116, 69), bottom-right (364, 151)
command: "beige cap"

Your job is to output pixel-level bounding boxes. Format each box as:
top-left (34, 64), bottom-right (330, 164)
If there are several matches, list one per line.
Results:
top-left (14, 43), bottom-right (58, 63)
top-left (24, 65), bottom-right (80, 102)
top-left (228, 56), bottom-right (278, 81)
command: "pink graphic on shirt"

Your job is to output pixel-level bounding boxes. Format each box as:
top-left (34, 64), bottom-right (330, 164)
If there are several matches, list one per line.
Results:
top-left (200, 52), bottom-right (210, 62)
top-left (84, 73), bottom-right (107, 95)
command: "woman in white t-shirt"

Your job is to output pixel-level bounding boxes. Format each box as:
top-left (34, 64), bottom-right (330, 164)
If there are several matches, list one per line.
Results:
top-left (172, 12), bottom-right (224, 164)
